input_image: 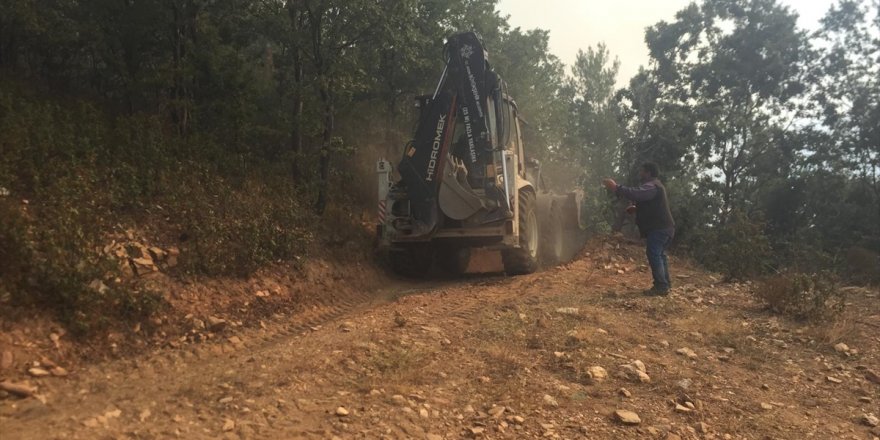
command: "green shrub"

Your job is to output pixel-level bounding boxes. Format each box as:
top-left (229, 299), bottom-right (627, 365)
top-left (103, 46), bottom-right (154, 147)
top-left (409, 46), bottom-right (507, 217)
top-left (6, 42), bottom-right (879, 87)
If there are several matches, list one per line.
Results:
top-left (0, 199), bottom-right (31, 291)
top-left (0, 197), bottom-right (163, 336)
top-left (2, 79), bottom-right (314, 276)
top-left (757, 272), bottom-right (845, 321)
top-left (0, 87), bottom-right (169, 334)
top-left (173, 170), bottom-right (312, 276)
top-left (844, 247), bottom-right (880, 285)
top-left (689, 211), bottom-right (773, 280)
top-left (0, 77), bottom-right (317, 336)
top-left (775, 230), bottom-right (837, 274)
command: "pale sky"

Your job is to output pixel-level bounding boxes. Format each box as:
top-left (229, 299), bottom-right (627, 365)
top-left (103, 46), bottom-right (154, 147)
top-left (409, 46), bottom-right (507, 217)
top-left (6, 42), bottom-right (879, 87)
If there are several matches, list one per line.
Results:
top-left (496, 0), bottom-right (838, 86)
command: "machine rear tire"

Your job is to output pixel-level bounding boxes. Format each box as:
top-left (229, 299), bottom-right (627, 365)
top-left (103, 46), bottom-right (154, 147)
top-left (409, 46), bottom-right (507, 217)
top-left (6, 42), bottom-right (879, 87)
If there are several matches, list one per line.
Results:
top-left (389, 246), bottom-right (433, 278)
top-left (502, 190), bottom-right (540, 275)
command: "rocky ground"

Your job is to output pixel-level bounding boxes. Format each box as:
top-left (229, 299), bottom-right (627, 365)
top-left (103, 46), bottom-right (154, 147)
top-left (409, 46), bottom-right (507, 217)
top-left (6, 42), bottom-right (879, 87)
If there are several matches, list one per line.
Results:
top-left (1, 237), bottom-right (879, 439)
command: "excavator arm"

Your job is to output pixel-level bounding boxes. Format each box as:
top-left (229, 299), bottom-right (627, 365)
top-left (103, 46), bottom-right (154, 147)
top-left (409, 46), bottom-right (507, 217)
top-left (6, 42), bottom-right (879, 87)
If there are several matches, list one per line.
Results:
top-left (395, 32), bottom-right (508, 237)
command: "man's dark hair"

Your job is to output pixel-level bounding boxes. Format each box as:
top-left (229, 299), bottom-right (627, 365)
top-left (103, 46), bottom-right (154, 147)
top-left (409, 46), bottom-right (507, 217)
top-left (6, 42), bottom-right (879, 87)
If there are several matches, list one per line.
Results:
top-left (642, 162), bottom-right (660, 178)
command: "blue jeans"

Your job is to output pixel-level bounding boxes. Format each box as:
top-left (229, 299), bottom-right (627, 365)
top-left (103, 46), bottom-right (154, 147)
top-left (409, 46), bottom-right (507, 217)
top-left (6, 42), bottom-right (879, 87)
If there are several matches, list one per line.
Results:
top-left (646, 230), bottom-right (673, 290)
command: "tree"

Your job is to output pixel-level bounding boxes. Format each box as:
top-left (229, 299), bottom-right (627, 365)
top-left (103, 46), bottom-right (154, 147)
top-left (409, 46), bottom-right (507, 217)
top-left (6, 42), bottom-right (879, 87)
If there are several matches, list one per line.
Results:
top-left (545, 43), bottom-right (623, 231)
top-left (644, 0), bottom-right (810, 223)
top-left (616, 69), bottom-right (696, 181)
top-left (813, 0), bottom-right (880, 243)
top-left (558, 43), bottom-right (621, 180)
top-left (297, 0), bottom-right (391, 214)
top-left (492, 28), bottom-right (566, 161)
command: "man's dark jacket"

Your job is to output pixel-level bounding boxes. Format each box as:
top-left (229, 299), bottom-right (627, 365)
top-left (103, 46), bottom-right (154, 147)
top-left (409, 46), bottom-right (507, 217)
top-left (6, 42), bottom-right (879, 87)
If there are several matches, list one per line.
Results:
top-left (616, 178), bottom-right (675, 237)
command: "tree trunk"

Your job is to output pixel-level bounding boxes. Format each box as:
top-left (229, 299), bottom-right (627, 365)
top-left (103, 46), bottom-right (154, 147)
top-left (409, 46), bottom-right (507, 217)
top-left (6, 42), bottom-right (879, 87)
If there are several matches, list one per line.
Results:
top-left (314, 83), bottom-right (333, 215)
top-left (383, 50), bottom-right (399, 149)
top-left (873, 164), bottom-right (880, 241)
top-left (170, 0), bottom-right (197, 136)
top-left (171, 2), bottom-right (188, 135)
top-left (0, 25), bottom-right (13, 68)
top-left (291, 62), bottom-right (304, 181)
top-left (288, 1), bottom-right (304, 182)
top-left (720, 165), bottom-right (734, 224)
top-left (303, 0), bottom-right (332, 215)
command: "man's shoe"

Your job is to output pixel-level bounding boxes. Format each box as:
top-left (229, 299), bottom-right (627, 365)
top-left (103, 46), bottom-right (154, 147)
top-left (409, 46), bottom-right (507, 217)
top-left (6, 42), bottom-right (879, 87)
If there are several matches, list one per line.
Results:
top-left (643, 287), bottom-right (669, 297)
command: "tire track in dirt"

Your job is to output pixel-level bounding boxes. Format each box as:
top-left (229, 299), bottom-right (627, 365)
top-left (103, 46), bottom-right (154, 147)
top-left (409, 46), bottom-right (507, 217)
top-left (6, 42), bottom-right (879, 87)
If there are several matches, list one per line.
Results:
top-left (393, 270), bottom-right (554, 333)
top-left (142, 280), bottom-right (382, 379)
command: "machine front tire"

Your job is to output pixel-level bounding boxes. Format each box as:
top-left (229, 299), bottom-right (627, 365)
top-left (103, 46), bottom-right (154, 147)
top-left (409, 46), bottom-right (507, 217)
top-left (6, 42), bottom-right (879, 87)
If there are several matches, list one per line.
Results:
top-left (389, 246), bottom-right (434, 278)
top-left (436, 247), bottom-right (471, 276)
top-left (502, 190), bottom-right (540, 275)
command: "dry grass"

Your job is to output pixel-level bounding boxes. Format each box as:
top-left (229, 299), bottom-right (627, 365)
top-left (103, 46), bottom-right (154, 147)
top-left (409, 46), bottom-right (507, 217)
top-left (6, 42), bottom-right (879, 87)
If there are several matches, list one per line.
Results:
top-left (481, 343), bottom-right (526, 382)
top-left (664, 307), bottom-right (782, 372)
top-left (364, 345), bottom-right (431, 386)
top-left (808, 316), bottom-right (859, 346)
top-left (478, 310), bottom-right (528, 341)
top-left (672, 311), bottom-right (743, 341)
top-left (475, 310), bottom-right (533, 382)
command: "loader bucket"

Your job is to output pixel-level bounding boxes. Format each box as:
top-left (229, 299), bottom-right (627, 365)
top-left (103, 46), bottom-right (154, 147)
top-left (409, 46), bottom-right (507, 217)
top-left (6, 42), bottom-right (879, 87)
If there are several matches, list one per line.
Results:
top-left (536, 190), bottom-right (586, 265)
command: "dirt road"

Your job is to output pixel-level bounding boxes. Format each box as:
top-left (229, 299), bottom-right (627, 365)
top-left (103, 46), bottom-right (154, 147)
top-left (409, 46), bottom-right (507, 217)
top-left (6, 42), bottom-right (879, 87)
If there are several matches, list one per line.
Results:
top-left (2, 238), bottom-right (879, 439)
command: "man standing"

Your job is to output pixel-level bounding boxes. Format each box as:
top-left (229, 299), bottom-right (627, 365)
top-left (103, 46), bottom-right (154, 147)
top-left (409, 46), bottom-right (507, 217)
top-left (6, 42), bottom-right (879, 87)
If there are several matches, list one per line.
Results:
top-left (603, 162), bottom-right (675, 296)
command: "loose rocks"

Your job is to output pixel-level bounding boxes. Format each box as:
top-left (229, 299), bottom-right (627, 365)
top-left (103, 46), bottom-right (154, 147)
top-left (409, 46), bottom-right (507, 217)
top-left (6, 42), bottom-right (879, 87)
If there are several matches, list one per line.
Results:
top-left (27, 367), bottom-right (50, 377)
top-left (614, 409), bottom-right (641, 425)
top-left (543, 394), bottom-right (559, 408)
top-left (0, 381), bottom-right (36, 397)
top-left (488, 406), bottom-right (505, 417)
top-left (222, 419), bottom-right (235, 431)
top-left (676, 348), bottom-right (698, 359)
top-left (0, 351), bottom-right (12, 370)
top-left (466, 427), bottom-right (485, 437)
top-left (207, 316), bottom-right (228, 332)
top-left (618, 361), bottom-right (651, 383)
top-left (675, 379), bottom-right (692, 391)
top-left (588, 366), bottom-right (608, 382)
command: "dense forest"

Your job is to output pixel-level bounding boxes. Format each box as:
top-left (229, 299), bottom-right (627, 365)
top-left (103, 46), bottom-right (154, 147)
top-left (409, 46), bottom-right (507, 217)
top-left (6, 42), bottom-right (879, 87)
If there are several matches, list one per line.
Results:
top-left (0, 0), bottom-right (877, 331)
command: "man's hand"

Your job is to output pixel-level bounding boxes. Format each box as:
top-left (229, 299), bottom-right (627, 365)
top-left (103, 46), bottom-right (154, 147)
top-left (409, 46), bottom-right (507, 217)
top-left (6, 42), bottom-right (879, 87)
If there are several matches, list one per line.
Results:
top-left (602, 178), bottom-right (618, 192)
